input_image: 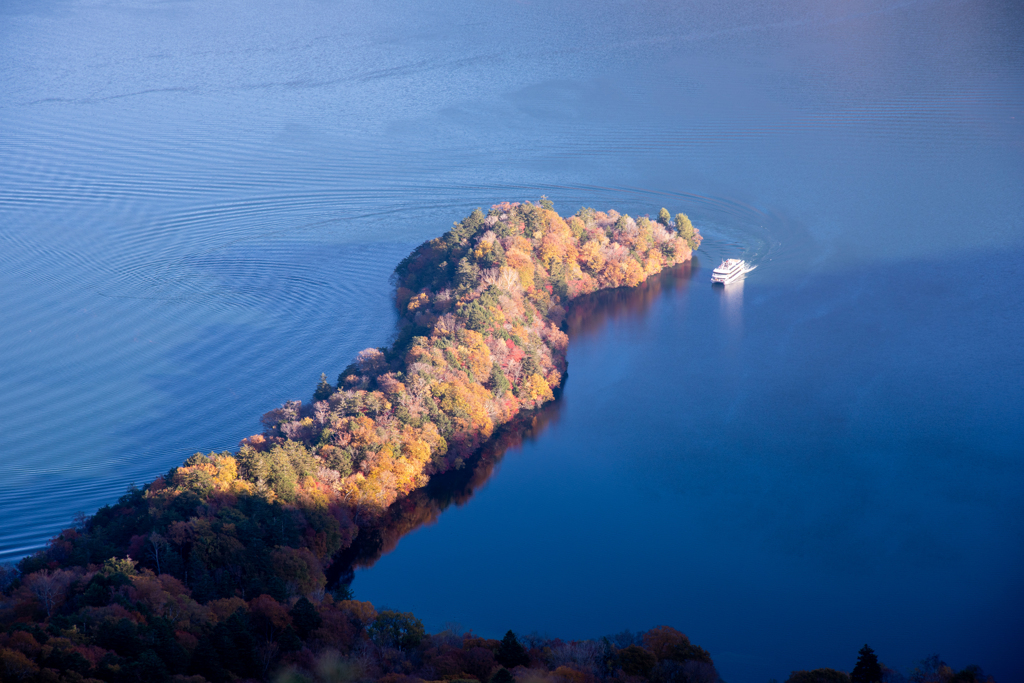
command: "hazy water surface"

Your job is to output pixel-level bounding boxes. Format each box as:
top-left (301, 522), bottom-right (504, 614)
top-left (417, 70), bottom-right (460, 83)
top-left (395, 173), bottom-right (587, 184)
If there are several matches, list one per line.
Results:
top-left (2, 0), bottom-right (1022, 680)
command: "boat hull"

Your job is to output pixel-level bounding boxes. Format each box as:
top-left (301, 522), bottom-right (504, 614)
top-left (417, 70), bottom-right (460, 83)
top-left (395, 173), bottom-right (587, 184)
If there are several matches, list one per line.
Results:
top-left (711, 272), bottom-right (745, 285)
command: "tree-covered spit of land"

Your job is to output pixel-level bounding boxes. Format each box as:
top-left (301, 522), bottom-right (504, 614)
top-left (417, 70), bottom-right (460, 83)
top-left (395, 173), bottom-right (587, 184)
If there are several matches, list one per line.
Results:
top-left (0, 202), bottom-right (995, 683)
top-left (0, 201), bottom-right (707, 681)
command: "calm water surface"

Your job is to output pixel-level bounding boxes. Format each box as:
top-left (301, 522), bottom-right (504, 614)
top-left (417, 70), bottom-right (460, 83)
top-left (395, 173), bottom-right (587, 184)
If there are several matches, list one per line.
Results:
top-left (2, 0), bottom-right (1022, 680)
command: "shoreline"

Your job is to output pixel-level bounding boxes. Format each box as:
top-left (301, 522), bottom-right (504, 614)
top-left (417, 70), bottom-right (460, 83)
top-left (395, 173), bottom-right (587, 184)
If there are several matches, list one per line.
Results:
top-left (325, 257), bottom-right (698, 587)
top-left (16, 200), bottom-right (702, 600)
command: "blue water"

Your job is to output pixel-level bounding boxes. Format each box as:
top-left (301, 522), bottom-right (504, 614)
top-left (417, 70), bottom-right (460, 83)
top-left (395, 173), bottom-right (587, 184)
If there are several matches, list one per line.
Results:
top-left (1, 0), bottom-right (1022, 680)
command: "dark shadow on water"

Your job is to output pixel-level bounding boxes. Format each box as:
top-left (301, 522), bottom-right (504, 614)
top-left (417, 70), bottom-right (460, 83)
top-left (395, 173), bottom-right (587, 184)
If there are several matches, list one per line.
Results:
top-left (327, 258), bottom-right (697, 587)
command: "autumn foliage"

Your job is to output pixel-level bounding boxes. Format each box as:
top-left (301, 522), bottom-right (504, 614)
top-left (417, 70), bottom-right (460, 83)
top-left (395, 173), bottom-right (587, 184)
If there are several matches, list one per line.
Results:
top-left (2, 202), bottom-right (710, 683)
top-left (253, 202), bottom-right (700, 519)
top-left (0, 203), bottom-right (996, 682)
top-left (0, 555), bottom-right (719, 683)
top-left (13, 202), bottom-right (701, 602)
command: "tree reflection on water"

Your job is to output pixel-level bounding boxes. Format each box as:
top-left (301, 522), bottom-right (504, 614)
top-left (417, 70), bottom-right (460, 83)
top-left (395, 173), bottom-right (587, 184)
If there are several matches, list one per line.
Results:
top-left (328, 259), bottom-right (697, 588)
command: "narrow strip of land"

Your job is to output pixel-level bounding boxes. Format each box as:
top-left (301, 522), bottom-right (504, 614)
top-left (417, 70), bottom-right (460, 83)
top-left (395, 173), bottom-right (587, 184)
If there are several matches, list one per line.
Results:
top-left (4, 202), bottom-right (713, 683)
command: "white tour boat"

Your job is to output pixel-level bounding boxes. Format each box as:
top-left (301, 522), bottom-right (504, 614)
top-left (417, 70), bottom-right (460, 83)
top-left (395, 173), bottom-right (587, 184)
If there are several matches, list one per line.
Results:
top-left (711, 258), bottom-right (750, 285)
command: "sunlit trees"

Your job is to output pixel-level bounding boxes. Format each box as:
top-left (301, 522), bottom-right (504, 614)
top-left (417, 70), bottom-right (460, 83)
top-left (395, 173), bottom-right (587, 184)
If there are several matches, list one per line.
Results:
top-left (314, 372), bottom-right (334, 401)
top-left (357, 347), bottom-right (387, 377)
top-left (17, 201), bottom-right (704, 602)
top-left (674, 212), bottom-right (701, 252)
top-left (0, 201), bottom-right (718, 683)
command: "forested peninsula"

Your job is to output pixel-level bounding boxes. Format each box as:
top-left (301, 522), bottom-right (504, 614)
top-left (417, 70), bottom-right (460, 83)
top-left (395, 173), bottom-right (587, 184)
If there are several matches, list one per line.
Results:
top-left (0, 202), bottom-right (985, 683)
top-left (1, 202), bottom-right (717, 683)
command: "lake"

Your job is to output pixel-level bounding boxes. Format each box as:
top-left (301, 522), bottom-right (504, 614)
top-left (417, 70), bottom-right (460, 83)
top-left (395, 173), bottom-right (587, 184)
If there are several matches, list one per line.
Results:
top-left (1, 0), bottom-right (1022, 680)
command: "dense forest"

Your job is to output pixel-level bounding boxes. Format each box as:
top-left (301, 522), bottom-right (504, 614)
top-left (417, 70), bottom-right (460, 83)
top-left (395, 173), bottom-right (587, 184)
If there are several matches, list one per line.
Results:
top-left (0, 202), bottom-right (994, 683)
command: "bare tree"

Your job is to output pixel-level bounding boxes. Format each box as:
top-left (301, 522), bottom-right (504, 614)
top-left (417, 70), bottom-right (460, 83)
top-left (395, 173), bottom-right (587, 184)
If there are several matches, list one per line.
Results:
top-left (551, 641), bottom-right (603, 672)
top-left (313, 400), bottom-right (330, 425)
top-left (480, 265), bottom-right (501, 287)
top-left (356, 348), bottom-right (387, 376)
top-left (434, 313), bottom-right (459, 336)
top-left (495, 266), bottom-right (520, 294)
top-left (147, 533), bottom-right (169, 575)
top-left (255, 640), bottom-right (279, 678)
top-left (25, 569), bottom-right (75, 617)
top-left (435, 622), bottom-right (464, 648)
top-left (506, 358), bottom-right (523, 385)
top-left (317, 465), bottom-right (341, 488)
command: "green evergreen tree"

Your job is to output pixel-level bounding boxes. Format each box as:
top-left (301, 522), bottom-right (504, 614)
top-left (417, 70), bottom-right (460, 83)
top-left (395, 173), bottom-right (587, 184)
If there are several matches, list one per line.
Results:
top-left (674, 213), bottom-right (699, 251)
top-left (489, 361), bottom-right (511, 397)
top-left (491, 667), bottom-right (516, 683)
top-left (289, 596), bottom-right (322, 638)
top-left (613, 214), bottom-right (632, 234)
top-left (314, 372), bottom-right (334, 401)
top-left (496, 630), bottom-right (530, 669)
top-left (658, 207), bottom-right (671, 225)
top-left (850, 644), bottom-right (882, 683)
top-left (619, 645), bottom-right (656, 677)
